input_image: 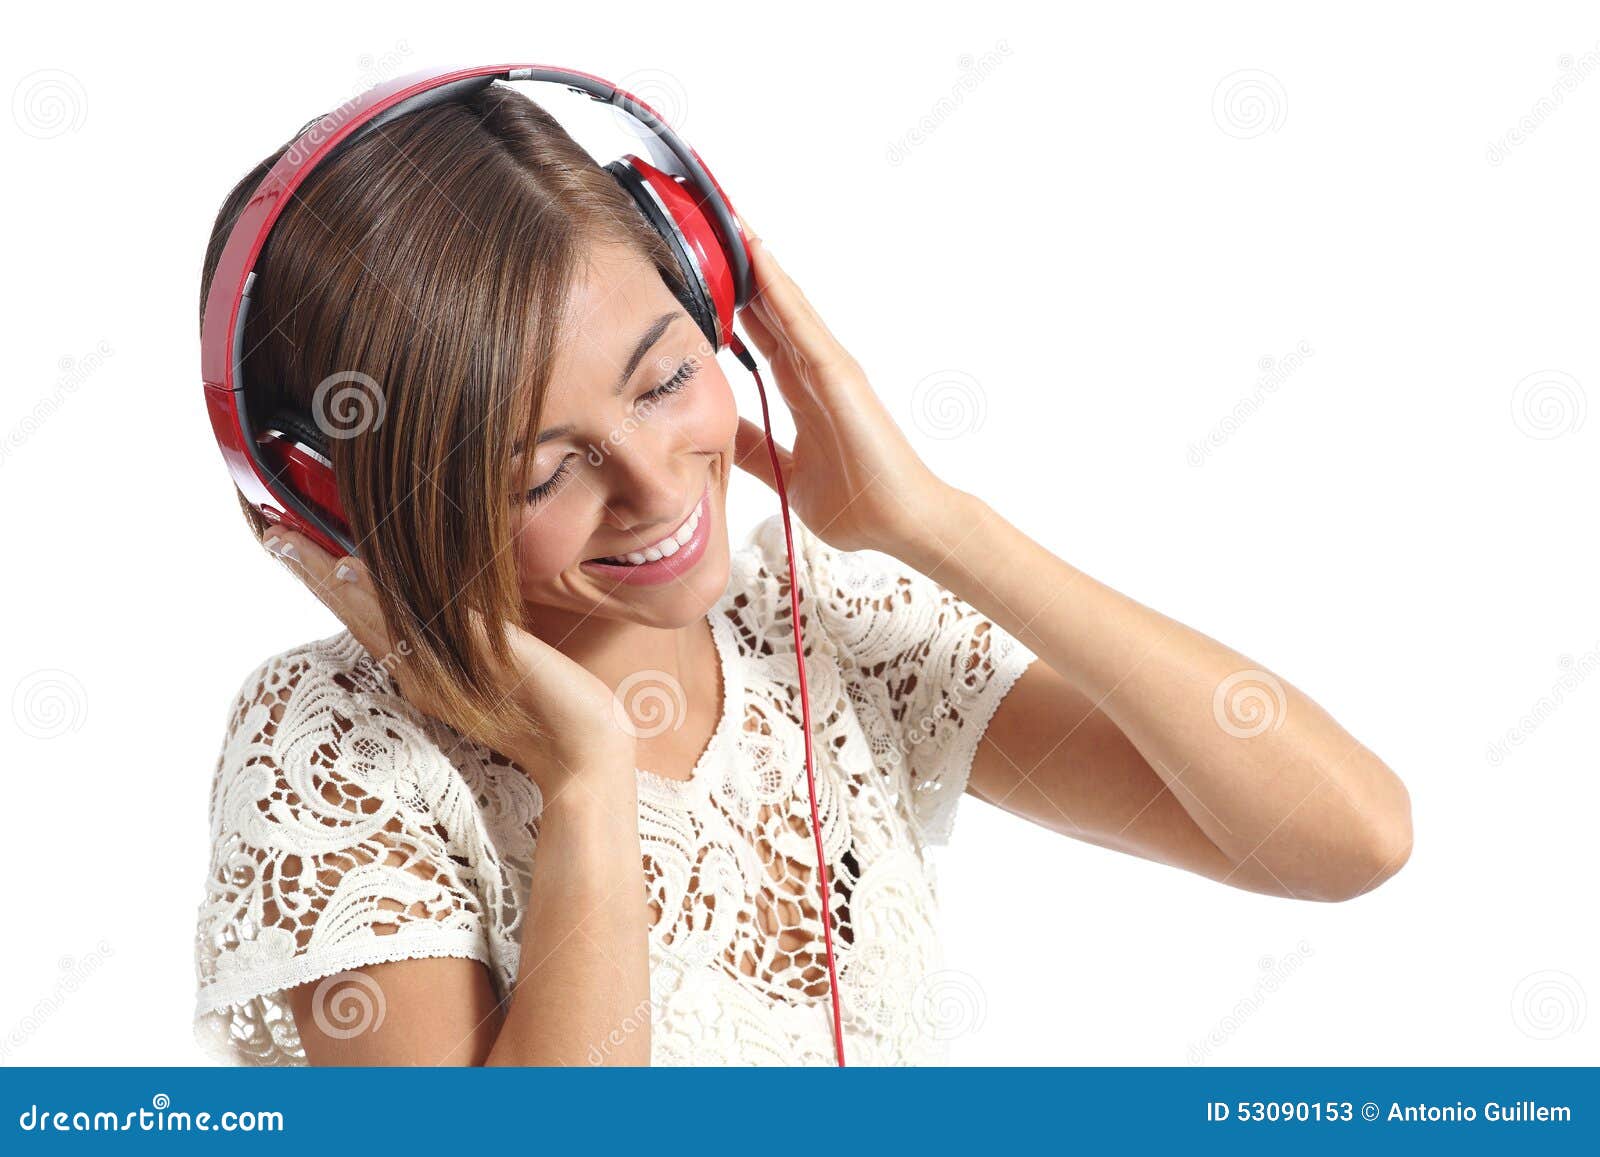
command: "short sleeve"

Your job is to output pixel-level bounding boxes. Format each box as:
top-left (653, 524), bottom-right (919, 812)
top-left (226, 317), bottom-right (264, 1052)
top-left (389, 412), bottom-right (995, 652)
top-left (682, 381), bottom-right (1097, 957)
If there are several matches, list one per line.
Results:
top-left (192, 635), bottom-right (503, 1066)
top-left (792, 517), bottom-right (1041, 847)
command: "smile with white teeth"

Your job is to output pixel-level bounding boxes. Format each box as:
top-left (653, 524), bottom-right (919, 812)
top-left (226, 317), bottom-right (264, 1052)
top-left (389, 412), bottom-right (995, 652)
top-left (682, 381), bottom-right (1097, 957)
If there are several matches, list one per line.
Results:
top-left (594, 501), bottom-right (702, 566)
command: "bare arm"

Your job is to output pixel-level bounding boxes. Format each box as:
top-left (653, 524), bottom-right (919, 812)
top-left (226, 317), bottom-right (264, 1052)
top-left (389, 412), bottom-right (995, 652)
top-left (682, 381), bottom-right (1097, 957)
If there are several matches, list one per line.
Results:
top-left (260, 520), bottom-right (654, 1064)
top-left (725, 223), bottom-right (1411, 906)
top-left (909, 492), bottom-right (1413, 904)
top-left (287, 764), bottom-right (651, 1066)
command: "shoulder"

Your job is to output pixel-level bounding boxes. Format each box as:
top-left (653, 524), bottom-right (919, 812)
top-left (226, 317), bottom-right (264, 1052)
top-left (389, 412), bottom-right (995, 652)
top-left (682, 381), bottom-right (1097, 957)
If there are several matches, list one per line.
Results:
top-left (208, 629), bottom-right (529, 843)
top-left (724, 512), bottom-right (947, 665)
top-left (197, 631), bottom-right (519, 1065)
top-left (218, 632), bottom-right (427, 790)
top-left (727, 511), bottom-right (897, 609)
top-left (221, 628), bottom-right (403, 725)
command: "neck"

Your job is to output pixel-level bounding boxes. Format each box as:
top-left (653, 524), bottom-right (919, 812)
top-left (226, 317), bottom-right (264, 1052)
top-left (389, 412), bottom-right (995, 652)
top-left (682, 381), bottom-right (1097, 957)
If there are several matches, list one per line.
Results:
top-left (522, 603), bottom-right (717, 698)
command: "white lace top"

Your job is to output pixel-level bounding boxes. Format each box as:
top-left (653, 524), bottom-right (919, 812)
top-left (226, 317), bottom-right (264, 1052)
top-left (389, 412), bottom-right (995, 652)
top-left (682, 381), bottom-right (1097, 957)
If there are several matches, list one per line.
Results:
top-left (192, 513), bottom-right (1038, 1066)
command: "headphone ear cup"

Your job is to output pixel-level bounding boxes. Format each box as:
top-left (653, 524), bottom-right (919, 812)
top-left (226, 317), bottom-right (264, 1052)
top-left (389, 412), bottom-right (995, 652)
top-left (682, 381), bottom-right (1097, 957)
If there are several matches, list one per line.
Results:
top-left (605, 156), bottom-right (736, 349)
top-left (256, 407), bottom-right (350, 539)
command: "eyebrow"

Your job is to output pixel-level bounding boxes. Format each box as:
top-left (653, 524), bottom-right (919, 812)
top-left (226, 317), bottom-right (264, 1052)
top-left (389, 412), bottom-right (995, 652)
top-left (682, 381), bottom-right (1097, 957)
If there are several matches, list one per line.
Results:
top-left (513, 310), bottom-right (683, 456)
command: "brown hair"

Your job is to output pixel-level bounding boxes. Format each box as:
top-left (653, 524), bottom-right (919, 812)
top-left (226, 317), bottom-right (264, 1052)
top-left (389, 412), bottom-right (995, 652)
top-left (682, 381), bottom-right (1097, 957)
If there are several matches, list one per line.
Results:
top-left (199, 82), bottom-right (688, 753)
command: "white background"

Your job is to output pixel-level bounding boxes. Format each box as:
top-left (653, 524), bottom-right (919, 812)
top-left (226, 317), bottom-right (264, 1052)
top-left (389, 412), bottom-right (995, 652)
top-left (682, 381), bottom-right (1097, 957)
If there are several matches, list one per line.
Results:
top-left (2, 0), bottom-right (1596, 1066)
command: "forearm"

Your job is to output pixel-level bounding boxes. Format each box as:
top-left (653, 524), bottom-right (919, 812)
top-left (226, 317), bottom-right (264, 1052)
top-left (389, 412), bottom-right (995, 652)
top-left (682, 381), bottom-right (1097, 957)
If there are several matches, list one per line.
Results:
top-left (485, 774), bottom-right (652, 1066)
top-left (898, 488), bottom-right (1412, 896)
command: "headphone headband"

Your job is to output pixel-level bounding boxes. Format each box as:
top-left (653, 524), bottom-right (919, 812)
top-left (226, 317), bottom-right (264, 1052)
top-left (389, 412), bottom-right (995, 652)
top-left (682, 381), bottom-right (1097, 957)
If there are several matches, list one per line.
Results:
top-left (200, 63), bottom-right (751, 557)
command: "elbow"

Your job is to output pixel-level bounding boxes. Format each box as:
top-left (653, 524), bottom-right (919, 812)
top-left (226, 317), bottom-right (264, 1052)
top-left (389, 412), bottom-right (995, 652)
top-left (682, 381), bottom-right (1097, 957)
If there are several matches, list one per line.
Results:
top-left (1320, 780), bottom-right (1414, 903)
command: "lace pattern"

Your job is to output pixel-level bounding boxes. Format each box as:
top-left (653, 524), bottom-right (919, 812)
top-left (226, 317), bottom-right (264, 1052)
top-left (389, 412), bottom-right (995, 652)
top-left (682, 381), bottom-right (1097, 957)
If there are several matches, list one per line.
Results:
top-left (193, 513), bottom-right (1038, 1065)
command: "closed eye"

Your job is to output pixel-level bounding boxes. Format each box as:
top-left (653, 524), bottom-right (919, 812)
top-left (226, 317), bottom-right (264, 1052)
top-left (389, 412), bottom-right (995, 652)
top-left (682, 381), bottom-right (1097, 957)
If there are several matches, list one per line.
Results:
top-left (523, 454), bottom-right (576, 507)
top-left (641, 356), bottom-right (701, 404)
top-left (520, 358), bottom-right (700, 506)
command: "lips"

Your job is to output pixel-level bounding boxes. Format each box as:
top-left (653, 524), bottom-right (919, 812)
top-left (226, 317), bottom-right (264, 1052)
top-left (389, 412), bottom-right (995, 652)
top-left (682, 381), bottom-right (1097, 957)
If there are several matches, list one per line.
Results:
top-left (580, 484), bottom-right (713, 587)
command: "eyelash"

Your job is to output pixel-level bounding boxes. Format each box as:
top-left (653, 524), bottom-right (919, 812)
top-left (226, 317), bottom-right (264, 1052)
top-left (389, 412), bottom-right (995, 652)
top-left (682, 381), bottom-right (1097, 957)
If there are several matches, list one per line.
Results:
top-left (644, 356), bottom-right (701, 401)
top-left (521, 358), bottom-right (702, 506)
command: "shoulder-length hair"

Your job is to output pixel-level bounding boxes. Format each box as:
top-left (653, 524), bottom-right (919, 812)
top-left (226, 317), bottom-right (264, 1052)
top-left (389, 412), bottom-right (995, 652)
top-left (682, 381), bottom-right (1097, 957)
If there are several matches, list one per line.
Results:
top-left (200, 82), bottom-right (687, 754)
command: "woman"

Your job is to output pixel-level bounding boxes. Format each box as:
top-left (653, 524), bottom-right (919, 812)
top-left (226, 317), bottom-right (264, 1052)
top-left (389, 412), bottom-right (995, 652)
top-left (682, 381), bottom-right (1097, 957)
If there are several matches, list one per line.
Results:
top-left (192, 82), bottom-right (1412, 1067)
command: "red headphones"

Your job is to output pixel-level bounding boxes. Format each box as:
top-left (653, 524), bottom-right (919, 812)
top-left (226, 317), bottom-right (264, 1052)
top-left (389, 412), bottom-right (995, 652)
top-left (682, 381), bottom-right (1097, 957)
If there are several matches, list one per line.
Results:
top-left (201, 64), bottom-right (756, 558)
top-left (199, 63), bottom-right (846, 1066)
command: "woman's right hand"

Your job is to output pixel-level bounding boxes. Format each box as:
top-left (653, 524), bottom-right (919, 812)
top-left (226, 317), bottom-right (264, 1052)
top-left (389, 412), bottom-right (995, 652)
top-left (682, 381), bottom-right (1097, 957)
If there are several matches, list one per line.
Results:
top-left (257, 526), bottom-right (635, 796)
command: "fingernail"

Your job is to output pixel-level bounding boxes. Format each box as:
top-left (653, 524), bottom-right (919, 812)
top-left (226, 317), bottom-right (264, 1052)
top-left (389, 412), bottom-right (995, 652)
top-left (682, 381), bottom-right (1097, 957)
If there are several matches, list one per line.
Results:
top-left (267, 537), bottom-right (299, 562)
top-left (335, 562), bottom-right (357, 583)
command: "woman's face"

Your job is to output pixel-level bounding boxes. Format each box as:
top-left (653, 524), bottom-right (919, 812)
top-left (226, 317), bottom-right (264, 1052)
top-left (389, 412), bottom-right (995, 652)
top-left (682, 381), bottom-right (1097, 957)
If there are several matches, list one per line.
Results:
top-left (509, 240), bottom-right (739, 630)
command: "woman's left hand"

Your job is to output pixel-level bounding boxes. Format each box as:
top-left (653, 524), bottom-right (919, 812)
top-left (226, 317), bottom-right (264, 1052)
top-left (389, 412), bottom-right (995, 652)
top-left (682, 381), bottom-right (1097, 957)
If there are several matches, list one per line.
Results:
top-left (732, 218), bottom-right (953, 559)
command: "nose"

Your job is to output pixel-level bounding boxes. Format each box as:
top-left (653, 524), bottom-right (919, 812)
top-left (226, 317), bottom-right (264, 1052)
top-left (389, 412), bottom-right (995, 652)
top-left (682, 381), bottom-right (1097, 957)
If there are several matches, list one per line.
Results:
top-left (600, 434), bottom-right (694, 534)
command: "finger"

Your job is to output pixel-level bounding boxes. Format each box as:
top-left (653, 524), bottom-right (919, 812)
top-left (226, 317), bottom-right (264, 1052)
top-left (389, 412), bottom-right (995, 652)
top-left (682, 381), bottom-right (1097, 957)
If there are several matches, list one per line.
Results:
top-left (737, 304), bottom-right (822, 419)
top-left (262, 530), bottom-right (395, 660)
top-left (733, 417), bottom-right (793, 493)
top-left (737, 230), bottom-right (856, 379)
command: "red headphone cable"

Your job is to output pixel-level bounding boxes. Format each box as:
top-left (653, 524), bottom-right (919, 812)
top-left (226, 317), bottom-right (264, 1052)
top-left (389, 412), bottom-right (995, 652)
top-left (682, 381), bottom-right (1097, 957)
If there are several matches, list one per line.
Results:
top-left (730, 334), bottom-right (847, 1068)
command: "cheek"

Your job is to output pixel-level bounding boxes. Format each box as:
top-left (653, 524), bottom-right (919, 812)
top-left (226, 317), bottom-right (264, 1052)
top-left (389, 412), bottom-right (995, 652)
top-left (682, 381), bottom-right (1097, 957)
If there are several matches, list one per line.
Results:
top-left (681, 366), bottom-right (739, 451)
top-left (510, 507), bottom-right (591, 583)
